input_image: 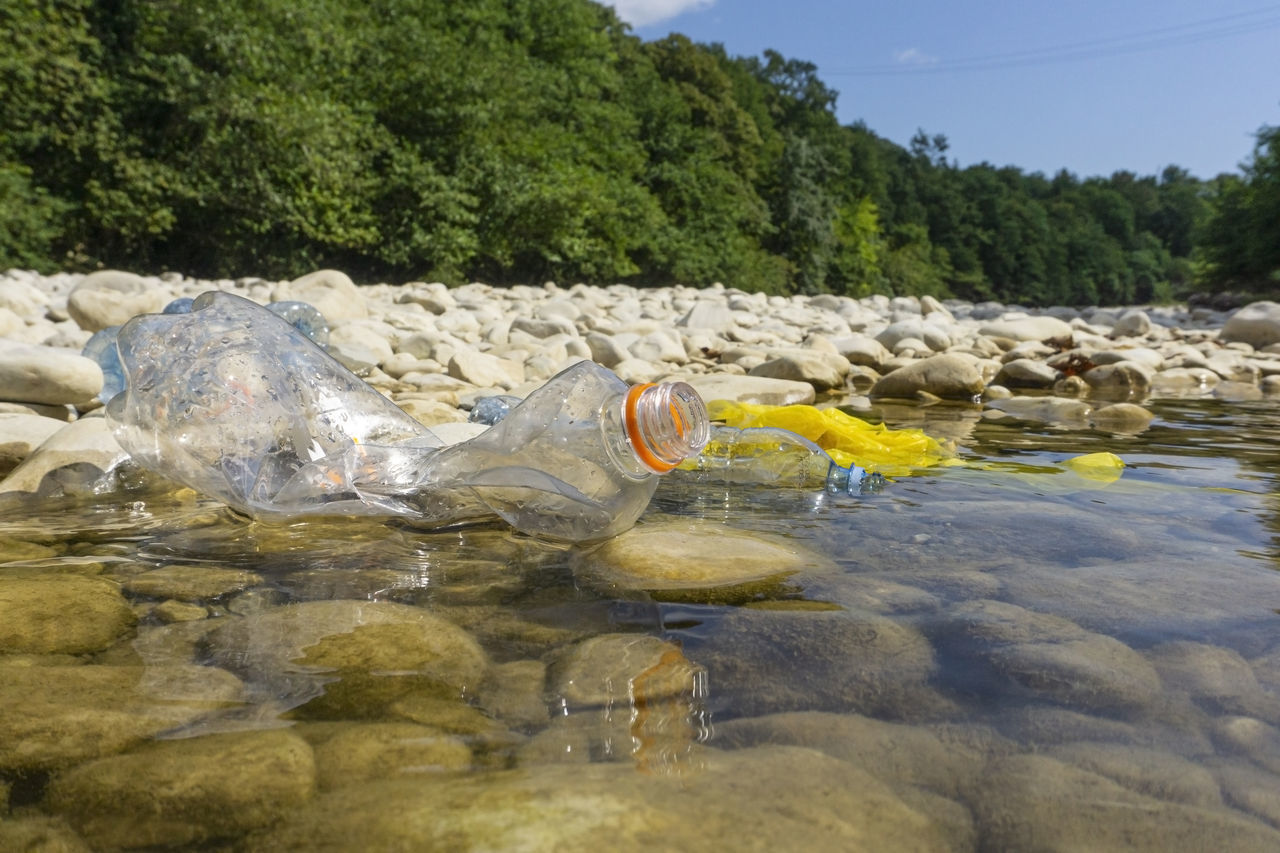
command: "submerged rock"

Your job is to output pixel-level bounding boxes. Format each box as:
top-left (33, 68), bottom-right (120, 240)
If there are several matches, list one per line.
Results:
top-left (44, 729), bottom-right (316, 849)
top-left (252, 745), bottom-right (951, 851)
top-left (0, 664), bottom-right (245, 772)
top-left (0, 574), bottom-right (135, 654)
top-left (693, 605), bottom-right (942, 720)
top-left (968, 754), bottom-right (1280, 851)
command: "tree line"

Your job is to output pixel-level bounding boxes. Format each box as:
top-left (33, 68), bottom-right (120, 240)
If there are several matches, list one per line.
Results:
top-left (2, 0), bottom-right (1276, 304)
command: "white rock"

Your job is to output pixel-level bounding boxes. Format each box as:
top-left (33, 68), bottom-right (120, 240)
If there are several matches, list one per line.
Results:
top-left (679, 374), bottom-right (816, 406)
top-left (0, 278), bottom-right (51, 320)
top-left (1112, 309), bottom-right (1152, 337)
top-left (978, 316), bottom-right (1073, 342)
top-left (0, 339), bottom-right (103, 405)
top-left (395, 282), bottom-right (455, 315)
top-left (993, 359), bottom-right (1059, 389)
top-left (875, 318), bottom-right (952, 352)
top-left (1221, 301), bottom-right (1280, 349)
top-left (272, 269), bottom-right (367, 326)
top-left (66, 270), bottom-right (168, 332)
top-left (628, 331), bottom-right (688, 365)
top-left (447, 349), bottom-right (524, 389)
top-left (0, 412), bottom-right (68, 475)
top-left (0, 416), bottom-right (130, 495)
top-left (748, 351), bottom-right (848, 392)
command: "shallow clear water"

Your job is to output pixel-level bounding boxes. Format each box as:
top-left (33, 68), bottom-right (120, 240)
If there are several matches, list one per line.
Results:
top-left (2, 395), bottom-right (1280, 850)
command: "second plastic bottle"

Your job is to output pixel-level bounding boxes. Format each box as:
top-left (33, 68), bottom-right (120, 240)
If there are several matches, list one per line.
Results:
top-left (106, 291), bottom-right (710, 541)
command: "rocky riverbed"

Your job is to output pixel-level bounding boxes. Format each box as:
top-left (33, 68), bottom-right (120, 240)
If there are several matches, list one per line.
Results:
top-left (2, 268), bottom-right (1280, 850)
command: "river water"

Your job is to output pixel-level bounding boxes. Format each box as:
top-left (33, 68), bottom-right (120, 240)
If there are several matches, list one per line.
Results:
top-left (2, 393), bottom-right (1280, 850)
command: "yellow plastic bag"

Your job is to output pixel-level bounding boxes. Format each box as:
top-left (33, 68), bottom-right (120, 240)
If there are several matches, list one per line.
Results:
top-left (705, 400), bottom-right (956, 477)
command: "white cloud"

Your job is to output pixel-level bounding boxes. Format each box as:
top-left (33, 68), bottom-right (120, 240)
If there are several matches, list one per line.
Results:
top-left (610, 0), bottom-right (715, 28)
top-left (894, 47), bottom-right (938, 65)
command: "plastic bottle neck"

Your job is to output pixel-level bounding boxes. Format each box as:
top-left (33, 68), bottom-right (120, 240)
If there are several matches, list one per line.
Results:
top-left (622, 382), bottom-right (711, 474)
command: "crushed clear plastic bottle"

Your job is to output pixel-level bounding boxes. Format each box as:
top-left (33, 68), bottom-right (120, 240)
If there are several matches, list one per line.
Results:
top-left (673, 425), bottom-right (885, 495)
top-left (105, 291), bottom-right (709, 541)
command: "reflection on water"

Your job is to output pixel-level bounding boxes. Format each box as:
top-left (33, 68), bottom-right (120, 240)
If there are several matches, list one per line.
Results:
top-left (2, 397), bottom-right (1280, 849)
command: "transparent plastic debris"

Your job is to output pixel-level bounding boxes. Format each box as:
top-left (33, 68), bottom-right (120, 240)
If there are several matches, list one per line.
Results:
top-left (105, 292), bottom-right (709, 541)
top-left (673, 425), bottom-right (885, 495)
top-left (468, 394), bottom-right (524, 426)
top-left (82, 325), bottom-right (125, 403)
top-left (265, 300), bottom-right (330, 346)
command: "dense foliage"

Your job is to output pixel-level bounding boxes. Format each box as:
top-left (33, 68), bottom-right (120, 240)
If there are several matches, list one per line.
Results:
top-left (2, 0), bottom-right (1275, 303)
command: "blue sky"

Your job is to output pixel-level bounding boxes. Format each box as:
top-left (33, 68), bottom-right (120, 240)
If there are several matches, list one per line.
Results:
top-left (613, 0), bottom-right (1280, 180)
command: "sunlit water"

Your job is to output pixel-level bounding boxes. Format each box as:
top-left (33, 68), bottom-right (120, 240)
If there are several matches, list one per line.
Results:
top-left (2, 395), bottom-right (1280, 850)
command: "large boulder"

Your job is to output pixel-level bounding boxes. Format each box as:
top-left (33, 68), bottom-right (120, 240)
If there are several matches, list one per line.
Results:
top-left (1221, 301), bottom-right (1280, 349)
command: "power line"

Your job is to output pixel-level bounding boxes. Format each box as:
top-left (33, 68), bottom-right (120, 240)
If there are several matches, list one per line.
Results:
top-left (825, 4), bottom-right (1280, 76)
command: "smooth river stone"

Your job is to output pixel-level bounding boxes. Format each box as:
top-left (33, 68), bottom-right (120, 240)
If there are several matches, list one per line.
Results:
top-left (0, 412), bottom-right (66, 475)
top-left (65, 270), bottom-right (168, 332)
top-left (0, 339), bottom-right (103, 405)
top-left (0, 664), bottom-right (245, 772)
top-left (310, 722), bottom-right (472, 790)
top-left (747, 350), bottom-right (848, 391)
top-left (715, 711), bottom-right (988, 798)
top-left (1046, 742), bottom-right (1224, 808)
top-left (271, 268), bottom-right (367, 325)
top-left (1221, 300), bottom-right (1280, 349)
top-left (546, 633), bottom-right (701, 709)
top-left (252, 745), bottom-right (951, 852)
top-left (43, 729), bottom-right (316, 850)
top-left (932, 599), bottom-right (1162, 713)
top-left (205, 599), bottom-right (489, 718)
top-left (969, 754), bottom-right (1280, 851)
top-left (870, 353), bottom-right (985, 400)
top-left (123, 564), bottom-right (264, 602)
top-left (678, 372), bottom-right (815, 406)
top-left (572, 519), bottom-right (828, 594)
top-left (977, 315), bottom-right (1074, 341)
top-left (694, 606), bottom-right (942, 720)
top-left (0, 574), bottom-right (135, 654)
top-left (0, 416), bottom-right (131, 495)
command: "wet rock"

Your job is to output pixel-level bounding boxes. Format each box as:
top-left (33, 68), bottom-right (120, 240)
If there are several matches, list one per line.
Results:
top-left (1215, 762), bottom-right (1280, 829)
top-left (1090, 401), bottom-right (1154, 432)
top-left (1221, 300), bottom-right (1280, 349)
top-left (933, 599), bottom-right (1162, 712)
top-left (44, 729), bottom-right (315, 849)
top-left (870, 353), bottom-right (985, 400)
top-left (254, 745), bottom-right (951, 851)
top-left (65, 270), bottom-right (167, 332)
top-left (0, 574), bottom-right (135, 654)
top-left (694, 606), bottom-right (941, 720)
top-left (715, 711), bottom-right (986, 797)
top-left (1047, 741), bottom-right (1223, 806)
top-left (573, 520), bottom-right (826, 601)
top-left (0, 412), bottom-right (66, 475)
top-left (151, 599), bottom-right (210, 623)
top-left (478, 659), bottom-right (550, 728)
top-left (822, 574), bottom-right (941, 614)
top-left (0, 416), bottom-right (132, 496)
top-left (123, 564), bottom-right (263, 602)
top-left (1211, 716), bottom-right (1280, 775)
top-left (992, 358), bottom-right (1059, 388)
top-left (1082, 360), bottom-right (1153, 398)
top-left (547, 633), bottom-right (702, 709)
top-left (969, 754), bottom-right (1280, 851)
top-left (1148, 640), bottom-right (1279, 717)
top-left (832, 333), bottom-right (893, 368)
top-left (0, 816), bottom-right (90, 853)
top-left (984, 395), bottom-right (1092, 426)
top-left (0, 664), bottom-right (245, 771)
top-left (311, 722), bottom-right (471, 790)
top-left (205, 600), bottom-right (489, 718)
top-left (272, 268), bottom-right (367, 325)
top-left (0, 340), bottom-right (102, 406)
top-left (995, 705), bottom-right (1214, 754)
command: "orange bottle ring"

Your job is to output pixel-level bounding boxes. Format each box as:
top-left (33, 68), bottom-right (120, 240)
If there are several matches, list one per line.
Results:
top-left (624, 383), bottom-right (678, 473)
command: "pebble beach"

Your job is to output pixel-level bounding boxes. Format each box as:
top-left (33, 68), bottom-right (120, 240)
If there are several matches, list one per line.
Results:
top-left (3, 268), bottom-right (1280, 850)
